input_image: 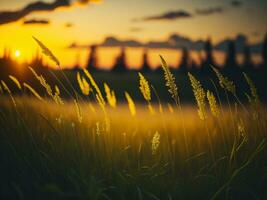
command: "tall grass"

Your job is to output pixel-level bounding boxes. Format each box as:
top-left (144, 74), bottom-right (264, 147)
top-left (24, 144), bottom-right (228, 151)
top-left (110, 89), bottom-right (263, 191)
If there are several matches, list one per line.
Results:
top-left (0, 47), bottom-right (266, 199)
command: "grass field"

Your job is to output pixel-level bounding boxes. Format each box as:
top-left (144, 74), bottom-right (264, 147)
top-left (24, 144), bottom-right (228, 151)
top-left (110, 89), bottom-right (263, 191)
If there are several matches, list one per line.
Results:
top-left (1, 70), bottom-right (267, 199)
top-left (0, 40), bottom-right (267, 199)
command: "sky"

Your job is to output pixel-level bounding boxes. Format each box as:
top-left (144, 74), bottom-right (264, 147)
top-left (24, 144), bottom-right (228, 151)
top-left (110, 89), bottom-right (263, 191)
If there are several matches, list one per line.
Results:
top-left (0, 0), bottom-right (266, 69)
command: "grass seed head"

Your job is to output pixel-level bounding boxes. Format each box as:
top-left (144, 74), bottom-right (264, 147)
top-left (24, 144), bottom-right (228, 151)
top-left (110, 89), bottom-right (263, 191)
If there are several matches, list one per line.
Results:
top-left (152, 131), bottom-right (160, 155)
top-left (125, 91), bottom-right (136, 116)
top-left (212, 67), bottom-right (236, 95)
top-left (104, 83), bottom-right (116, 108)
top-left (23, 83), bottom-right (44, 101)
top-left (33, 36), bottom-right (60, 67)
top-left (207, 90), bottom-right (220, 117)
top-left (160, 55), bottom-right (178, 103)
top-left (77, 72), bottom-right (90, 96)
top-left (138, 72), bottom-right (151, 102)
top-left (9, 75), bottom-right (21, 90)
top-left (188, 73), bottom-right (206, 120)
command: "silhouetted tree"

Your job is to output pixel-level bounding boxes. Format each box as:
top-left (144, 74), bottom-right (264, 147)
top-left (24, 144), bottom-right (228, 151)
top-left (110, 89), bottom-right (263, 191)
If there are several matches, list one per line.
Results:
top-left (178, 47), bottom-right (189, 73)
top-left (262, 34), bottom-right (267, 67)
top-left (189, 59), bottom-right (199, 73)
top-left (112, 47), bottom-right (127, 72)
top-left (141, 49), bottom-right (151, 72)
top-left (3, 47), bottom-right (11, 60)
top-left (243, 44), bottom-right (253, 71)
top-left (86, 45), bottom-right (98, 71)
top-left (200, 38), bottom-right (215, 75)
top-left (31, 51), bottom-right (43, 69)
top-left (224, 40), bottom-right (238, 74)
top-left (205, 38), bottom-right (214, 66)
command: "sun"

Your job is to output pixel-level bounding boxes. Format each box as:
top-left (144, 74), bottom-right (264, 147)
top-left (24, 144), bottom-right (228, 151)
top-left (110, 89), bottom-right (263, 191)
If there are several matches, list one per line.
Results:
top-left (14, 50), bottom-right (21, 58)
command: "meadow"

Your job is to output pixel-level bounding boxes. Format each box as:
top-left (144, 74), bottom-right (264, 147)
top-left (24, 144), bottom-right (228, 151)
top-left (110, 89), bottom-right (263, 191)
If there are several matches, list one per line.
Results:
top-left (0, 39), bottom-right (267, 200)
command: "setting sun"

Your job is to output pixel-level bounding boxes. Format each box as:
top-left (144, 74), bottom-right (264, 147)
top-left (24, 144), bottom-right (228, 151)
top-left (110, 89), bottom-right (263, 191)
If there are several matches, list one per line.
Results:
top-left (14, 50), bottom-right (21, 58)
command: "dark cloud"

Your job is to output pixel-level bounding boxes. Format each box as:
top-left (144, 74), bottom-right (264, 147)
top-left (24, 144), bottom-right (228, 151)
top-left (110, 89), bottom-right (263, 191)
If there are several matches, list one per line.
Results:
top-left (138, 10), bottom-right (192, 22)
top-left (23, 18), bottom-right (50, 25)
top-left (195, 7), bottom-right (224, 15)
top-left (0, 0), bottom-right (99, 25)
top-left (231, 1), bottom-right (242, 7)
top-left (69, 33), bottom-right (263, 54)
top-left (135, 6), bottom-right (225, 22)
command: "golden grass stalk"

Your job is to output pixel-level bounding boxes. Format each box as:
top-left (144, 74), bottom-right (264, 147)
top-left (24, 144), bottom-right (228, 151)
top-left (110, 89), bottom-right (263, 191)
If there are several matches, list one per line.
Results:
top-left (29, 67), bottom-right (63, 105)
top-left (243, 73), bottom-right (261, 119)
top-left (237, 119), bottom-right (245, 137)
top-left (125, 92), bottom-right (136, 116)
top-left (1, 80), bottom-right (16, 106)
top-left (138, 72), bottom-right (151, 101)
top-left (32, 36), bottom-right (60, 66)
top-left (138, 72), bottom-right (154, 114)
top-left (23, 83), bottom-right (44, 101)
top-left (77, 72), bottom-right (90, 96)
top-left (207, 90), bottom-right (220, 117)
top-left (243, 73), bottom-right (260, 106)
top-left (96, 122), bottom-right (101, 135)
top-left (55, 85), bottom-right (60, 95)
top-left (83, 69), bottom-right (109, 131)
top-left (159, 55), bottom-right (178, 103)
top-left (104, 83), bottom-right (116, 108)
top-left (151, 131), bottom-right (160, 155)
top-left (188, 73), bottom-right (206, 120)
top-left (9, 75), bottom-right (21, 90)
top-left (212, 67), bottom-right (236, 95)
top-left (83, 69), bottom-right (105, 106)
top-left (74, 99), bottom-right (82, 123)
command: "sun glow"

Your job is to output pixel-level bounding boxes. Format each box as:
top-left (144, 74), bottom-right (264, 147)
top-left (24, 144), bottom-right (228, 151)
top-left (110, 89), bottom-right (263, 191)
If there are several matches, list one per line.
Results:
top-left (14, 50), bottom-right (21, 58)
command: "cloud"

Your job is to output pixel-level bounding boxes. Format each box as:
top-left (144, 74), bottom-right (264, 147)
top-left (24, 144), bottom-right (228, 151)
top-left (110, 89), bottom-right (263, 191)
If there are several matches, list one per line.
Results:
top-left (137, 10), bottom-right (192, 22)
top-left (69, 33), bottom-right (263, 54)
top-left (0, 0), bottom-right (100, 25)
top-left (129, 27), bottom-right (143, 32)
top-left (195, 7), bottom-right (224, 15)
top-left (231, 1), bottom-right (242, 7)
top-left (135, 6), bottom-right (225, 22)
top-left (23, 18), bottom-right (50, 25)
top-left (69, 34), bottom-right (205, 50)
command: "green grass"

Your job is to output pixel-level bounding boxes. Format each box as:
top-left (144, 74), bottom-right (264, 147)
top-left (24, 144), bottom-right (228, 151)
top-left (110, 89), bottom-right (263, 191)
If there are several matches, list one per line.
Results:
top-left (0, 95), bottom-right (266, 199)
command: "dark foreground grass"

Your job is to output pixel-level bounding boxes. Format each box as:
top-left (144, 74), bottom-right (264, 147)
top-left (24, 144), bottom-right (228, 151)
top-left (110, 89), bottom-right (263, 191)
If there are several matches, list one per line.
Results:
top-left (0, 97), bottom-right (266, 200)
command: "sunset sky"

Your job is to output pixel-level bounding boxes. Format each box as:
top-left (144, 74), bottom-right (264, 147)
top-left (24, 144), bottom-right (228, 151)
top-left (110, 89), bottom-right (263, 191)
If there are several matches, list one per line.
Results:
top-left (0, 0), bottom-right (266, 69)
